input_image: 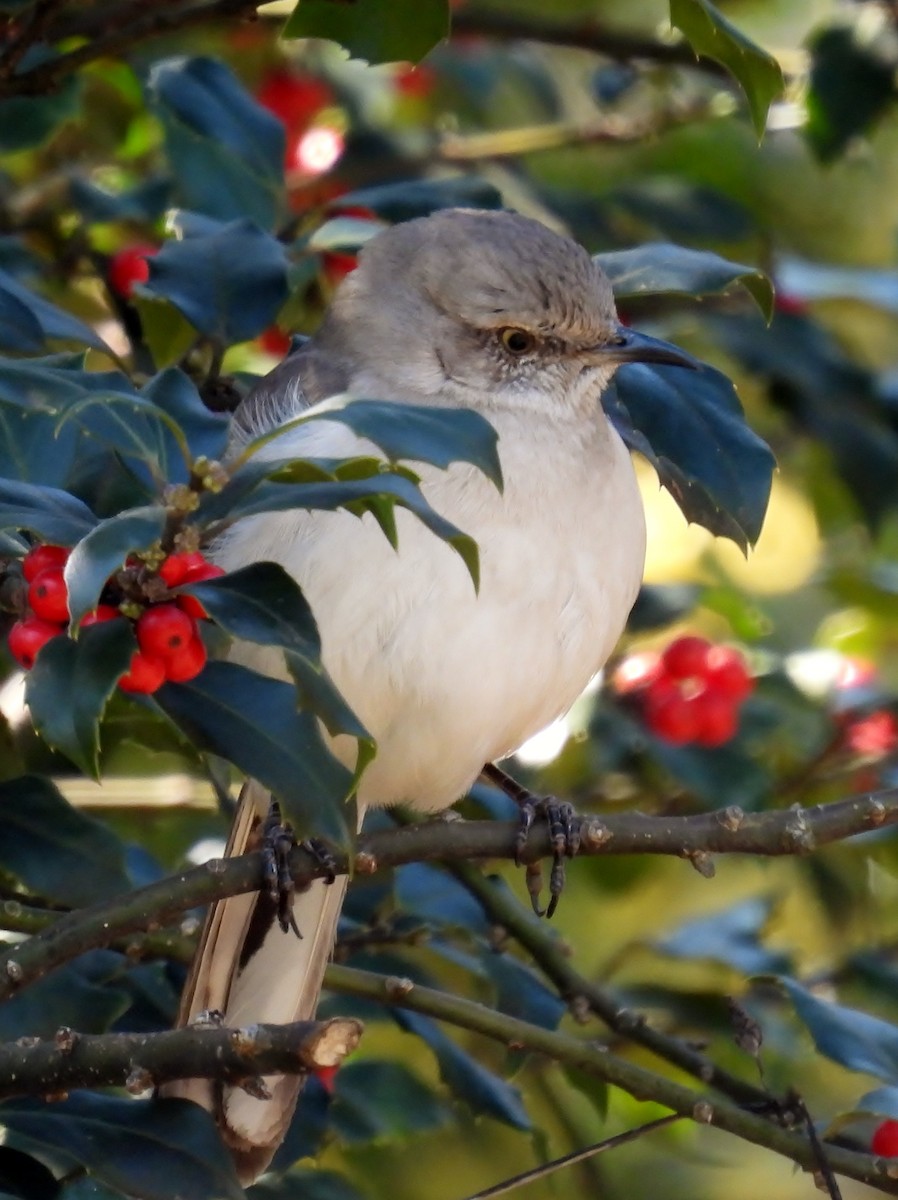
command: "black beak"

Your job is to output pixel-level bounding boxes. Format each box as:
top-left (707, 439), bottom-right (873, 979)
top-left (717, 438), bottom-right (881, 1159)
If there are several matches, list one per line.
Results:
top-left (584, 327), bottom-right (698, 370)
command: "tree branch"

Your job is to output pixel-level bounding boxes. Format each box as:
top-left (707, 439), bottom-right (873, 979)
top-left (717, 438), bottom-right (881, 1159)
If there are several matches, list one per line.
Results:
top-left (1, 789), bottom-right (895, 1000)
top-left (0, 1017), bottom-right (362, 1099)
top-left (325, 964), bottom-right (896, 1195)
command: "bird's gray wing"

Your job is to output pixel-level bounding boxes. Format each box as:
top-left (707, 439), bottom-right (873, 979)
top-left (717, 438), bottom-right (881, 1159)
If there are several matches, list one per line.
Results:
top-left (228, 340), bottom-right (354, 453)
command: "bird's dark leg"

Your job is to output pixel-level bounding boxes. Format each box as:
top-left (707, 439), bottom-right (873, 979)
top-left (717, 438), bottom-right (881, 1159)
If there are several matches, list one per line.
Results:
top-left (260, 801), bottom-right (337, 936)
top-left (481, 762), bottom-right (580, 918)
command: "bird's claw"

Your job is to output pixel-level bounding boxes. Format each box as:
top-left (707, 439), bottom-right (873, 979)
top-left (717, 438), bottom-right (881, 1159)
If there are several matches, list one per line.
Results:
top-left (517, 793), bottom-right (580, 919)
top-left (261, 802), bottom-right (298, 935)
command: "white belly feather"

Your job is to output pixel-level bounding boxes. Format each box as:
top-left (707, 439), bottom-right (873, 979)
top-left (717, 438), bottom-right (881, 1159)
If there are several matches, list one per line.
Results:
top-left (216, 405), bottom-right (646, 812)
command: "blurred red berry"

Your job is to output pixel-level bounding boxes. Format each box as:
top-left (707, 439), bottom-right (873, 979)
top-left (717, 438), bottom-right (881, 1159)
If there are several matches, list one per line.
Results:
top-left (108, 244), bottom-right (157, 299)
top-left (8, 617), bottom-right (63, 670)
top-left (257, 70), bottom-right (332, 130)
top-left (23, 544), bottom-right (70, 582)
top-left (119, 650), bottom-right (167, 694)
top-left (80, 605), bottom-right (120, 627)
top-left (834, 656), bottom-right (876, 690)
top-left (395, 63), bottom-right (437, 98)
top-left (644, 683), bottom-right (702, 745)
top-left (773, 291), bottom-right (809, 318)
top-left (662, 635), bottom-right (712, 681)
top-left (872, 1119), bottom-right (898, 1156)
top-left (692, 689), bottom-right (740, 747)
top-left (705, 645), bottom-right (753, 701)
top-left (177, 563), bottom-right (225, 619)
top-left (163, 636), bottom-right (208, 683)
top-left (158, 551), bottom-right (206, 588)
top-left (322, 250), bottom-right (358, 285)
top-left (29, 567), bottom-right (69, 623)
top-left (612, 651), bottom-right (662, 695)
top-left (258, 327), bottom-right (292, 357)
top-left (844, 711), bottom-right (898, 757)
top-left (137, 604), bottom-right (197, 660)
top-left (312, 1065), bottom-right (339, 1094)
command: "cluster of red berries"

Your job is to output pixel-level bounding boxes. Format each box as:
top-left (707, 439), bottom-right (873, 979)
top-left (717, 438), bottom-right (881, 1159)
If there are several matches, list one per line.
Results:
top-left (614, 635), bottom-right (754, 748)
top-left (6, 544), bottom-right (223, 695)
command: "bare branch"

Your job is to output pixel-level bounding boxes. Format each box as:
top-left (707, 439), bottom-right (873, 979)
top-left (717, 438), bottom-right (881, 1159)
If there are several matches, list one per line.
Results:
top-left (0, 1017), bottom-right (362, 1099)
top-left (1, 788), bottom-right (895, 1001)
top-left (326, 964), bottom-right (896, 1195)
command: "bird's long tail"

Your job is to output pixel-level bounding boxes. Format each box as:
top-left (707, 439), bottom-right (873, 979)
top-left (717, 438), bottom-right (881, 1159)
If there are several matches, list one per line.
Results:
top-left (162, 779), bottom-right (349, 1184)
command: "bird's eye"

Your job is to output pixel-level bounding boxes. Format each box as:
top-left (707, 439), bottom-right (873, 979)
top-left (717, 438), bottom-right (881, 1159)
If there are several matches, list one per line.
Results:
top-left (499, 327), bottom-right (535, 355)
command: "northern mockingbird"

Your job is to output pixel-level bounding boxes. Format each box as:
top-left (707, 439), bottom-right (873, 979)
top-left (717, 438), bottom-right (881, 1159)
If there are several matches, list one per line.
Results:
top-left (165, 208), bottom-right (693, 1180)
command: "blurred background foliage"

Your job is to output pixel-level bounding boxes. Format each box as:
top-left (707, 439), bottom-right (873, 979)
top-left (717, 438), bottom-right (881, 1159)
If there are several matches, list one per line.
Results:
top-left (3, 0), bottom-right (898, 1198)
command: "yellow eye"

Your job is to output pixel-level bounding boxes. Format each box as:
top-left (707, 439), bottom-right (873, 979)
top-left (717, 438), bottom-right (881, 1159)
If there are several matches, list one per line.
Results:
top-left (499, 327), bottom-right (535, 355)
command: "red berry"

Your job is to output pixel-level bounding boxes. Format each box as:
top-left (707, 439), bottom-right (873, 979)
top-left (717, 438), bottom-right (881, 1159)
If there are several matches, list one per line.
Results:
top-left (705, 645), bottom-right (753, 702)
top-left (136, 604), bottom-right (197, 660)
top-left (23, 544), bottom-right (70, 582)
top-left (108, 244), bottom-right (157, 299)
top-left (661, 636), bottom-right (712, 681)
top-left (322, 250), bottom-right (358, 285)
top-left (644, 681), bottom-right (701, 745)
top-left (872, 1119), bottom-right (898, 1157)
top-left (395, 63), bottom-right (437, 98)
top-left (118, 650), bottom-right (166, 694)
top-left (163, 635), bottom-right (207, 683)
top-left (257, 70), bottom-right (332, 131)
top-left (176, 563), bottom-right (225, 619)
top-left (258, 327), bottom-right (292, 358)
top-left (7, 617), bottom-right (63, 670)
top-left (692, 689), bottom-right (740, 748)
top-left (28, 567), bottom-right (70, 623)
top-left (612, 651), bottom-right (662, 695)
top-left (158, 551), bottom-right (206, 588)
top-left (844, 711), bottom-right (898, 758)
top-left (80, 605), bottom-right (120, 627)
top-left (774, 292), bottom-right (809, 318)
top-left (312, 1065), bottom-right (339, 1095)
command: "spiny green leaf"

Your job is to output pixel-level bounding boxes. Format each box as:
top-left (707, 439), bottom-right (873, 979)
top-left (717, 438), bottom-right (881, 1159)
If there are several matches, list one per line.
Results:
top-left (670, 0), bottom-right (784, 138)
top-left (597, 242), bottom-right (773, 321)
top-left (64, 507), bottom-right (167, 627)
top-left (0, 478), bottom-right (96, 544)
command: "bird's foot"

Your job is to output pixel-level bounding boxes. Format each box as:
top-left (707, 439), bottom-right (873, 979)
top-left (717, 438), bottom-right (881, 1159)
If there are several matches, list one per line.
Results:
top-left (261, 803), bottom-right (338, 934)
top-left (482, 763), bottom-right (581, 918)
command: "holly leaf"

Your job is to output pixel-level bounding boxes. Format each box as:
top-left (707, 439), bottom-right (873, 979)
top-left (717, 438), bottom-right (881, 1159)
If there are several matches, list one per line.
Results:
top-left (597, 243), bottom-right (773, 320)
top-left (670, 0), bottom-right (784, 137)
top-left (0, 268), bottom-right (113, 355)
top-left (330, 177), bottom-right (503, 222)
top-left (155, 661), bottom-right (355, 846)
top-left (604, 362), bottom-right (774, 550)
top-left (25, 620), bottom-right (137, 778)
top-left (284, 0), bottom-right (450, 65)
top-left (64, 507), bottom-right (167, 627)
top-left (780, 978), bottom-right (898, 1082)
top-left (0, 478), bottom-right (96, 543)
top-left (0, 1095), bottom-right (243, 1200)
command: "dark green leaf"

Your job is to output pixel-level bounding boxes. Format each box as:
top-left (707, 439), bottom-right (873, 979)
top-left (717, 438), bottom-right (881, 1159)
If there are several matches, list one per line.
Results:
top-left (0, 269), bottom-right (112, 354)
top-left (141, 369), bottom-right (229, 464)
top-left (307, 399), bottom-right (503, 490)
top-left (215, 471), bottom-right (481, 589)
top-left (0, 1095), bottom-right (244, 1200)
top-left (0, 775), bottom-right (130, 905)
top-left (0, 478), bottom-right (96, 543)
top-left (284, 0), bottom-right (450, 64)
top-left (143, 221), bottom-right (289, 344)
top-left (396, 864), bottom-right (489, 934)
top-left (0, 407), bottom-right (80, 488)
top-left (25, 620), bottom-right (137, 777)
top-left (780, 978), bottom-right (898, 1082)
top-left (483, 954), bottom-right (565, 1030)
top-left (396, 1010), bottom-right (531, 1129)
top-left (845, 1085), bottom-right (898, 1125)
top-left (69, 177), bottom-right (172, 224)
top-left (806, 25), bottom-right (897, 161)
top-left (307, 217), bottom-right (385, 254)
top-left (0, 1147), bottom-right (59, 1200)
top-left (251, 1170), bottom-right (366, 1200)
top-left (64, 507), bottom-right (167, 627)
top-left (670, 0), bottom-right (784, 137)
top-left (0, 71), bottom-right (79, 153)
top-left (147, 57), bottom-right (285, 229)
top-left (331, 1061), bottom-right (449, 1143)
top-left (178, 562), bottom-right (374, 754)
top-left (0, 951), bottom-right (132, 1040)
top-left (655, 897), bottom-right (789, 974)
top-left (330, 177), bottom-right (503, 223)
top-left (604, 363), bottom-right (774, 549)
top-left (0, 287), bottom-right (45, 352)
top-left (155, 661), bottom-right (355, 845)
top-left (57, 394), bottom-right (177, 483)
top-left (596, 243), bottom-right (773, 320)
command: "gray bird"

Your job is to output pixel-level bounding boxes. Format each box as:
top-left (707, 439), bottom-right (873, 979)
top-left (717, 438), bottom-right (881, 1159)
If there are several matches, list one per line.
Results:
top-left (165, 208), bottom-right (692, 1181)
